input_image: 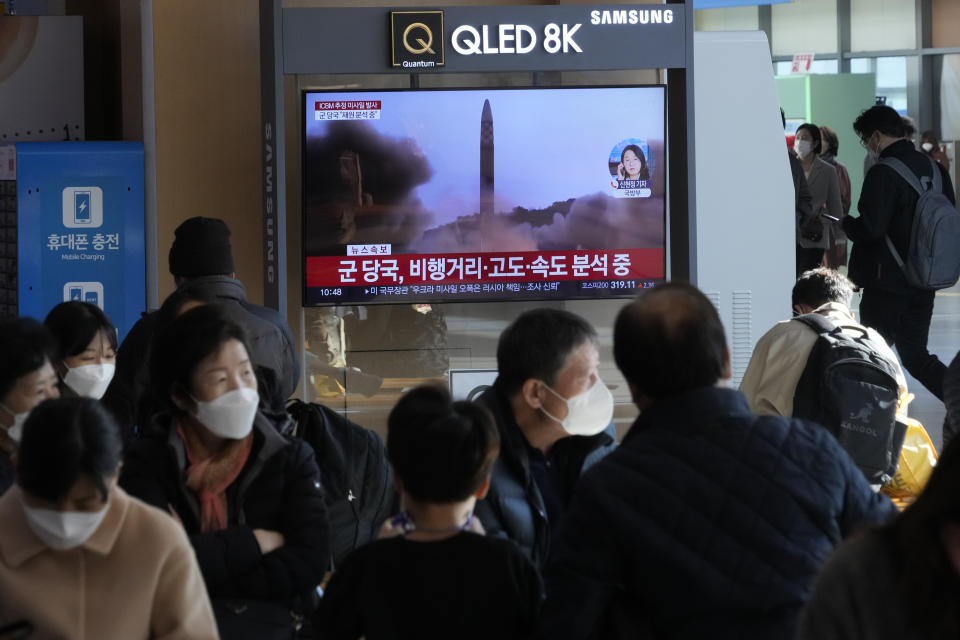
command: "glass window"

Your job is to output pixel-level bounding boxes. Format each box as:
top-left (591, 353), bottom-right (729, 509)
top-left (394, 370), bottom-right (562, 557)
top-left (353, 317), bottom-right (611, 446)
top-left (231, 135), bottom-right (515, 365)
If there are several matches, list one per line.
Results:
top-left (771, 0), bottom-right (838, 57)
top-left (694, 6), bottom-right (759, 31)
top-left (850, 0), bottom-right (916, 52)
top-left (849, 57), bottom-right (908, 114)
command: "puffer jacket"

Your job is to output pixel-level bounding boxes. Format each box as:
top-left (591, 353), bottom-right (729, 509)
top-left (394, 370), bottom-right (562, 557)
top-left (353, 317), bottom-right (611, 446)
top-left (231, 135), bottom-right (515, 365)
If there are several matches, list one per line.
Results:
top-left (540, 386), bottom-right (896, 640)
top-left (119, 412), bottom-right (329, 618)
top-left (474, 385), bottom-right (616, 569)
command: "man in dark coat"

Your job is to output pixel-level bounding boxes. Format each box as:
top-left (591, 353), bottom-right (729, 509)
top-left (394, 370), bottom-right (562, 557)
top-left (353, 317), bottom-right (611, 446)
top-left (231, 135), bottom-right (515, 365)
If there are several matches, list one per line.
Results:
top-left (539, 283), bottom-right (896, 640)
top-left (104, 217), bottom-right (299, 434)
top-left (844, 105), bottom-right (955, 400)
top-left (474, 309), bottom-right (616, 569)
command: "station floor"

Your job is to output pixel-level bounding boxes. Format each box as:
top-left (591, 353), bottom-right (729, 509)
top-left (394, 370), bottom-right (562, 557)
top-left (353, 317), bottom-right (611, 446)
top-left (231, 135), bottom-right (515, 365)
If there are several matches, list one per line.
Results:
top-left (851, 282), bottom-right (960, 449)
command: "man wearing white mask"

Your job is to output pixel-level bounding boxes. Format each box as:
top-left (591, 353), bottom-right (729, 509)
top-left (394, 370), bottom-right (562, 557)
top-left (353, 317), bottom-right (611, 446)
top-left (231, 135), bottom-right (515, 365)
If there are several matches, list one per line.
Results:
top-left (474, 309), bottom-right (616, 568)
top-left (43, 302), bottom-right (117, 401)
top-left (847, 106), bottom-right (957, 401)
top-left (0, 318), bottom-right (60, 494)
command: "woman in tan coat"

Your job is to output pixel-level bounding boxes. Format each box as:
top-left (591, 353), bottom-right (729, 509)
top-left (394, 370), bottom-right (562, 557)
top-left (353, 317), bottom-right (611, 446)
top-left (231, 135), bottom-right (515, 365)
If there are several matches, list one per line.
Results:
top-left (0, 397), bottom-right (219, 639)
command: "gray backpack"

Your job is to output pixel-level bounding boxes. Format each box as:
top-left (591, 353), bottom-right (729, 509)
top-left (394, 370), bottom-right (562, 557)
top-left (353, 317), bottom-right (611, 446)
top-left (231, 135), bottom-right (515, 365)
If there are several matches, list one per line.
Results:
top-left (881, 156), bottom-right (960, 290)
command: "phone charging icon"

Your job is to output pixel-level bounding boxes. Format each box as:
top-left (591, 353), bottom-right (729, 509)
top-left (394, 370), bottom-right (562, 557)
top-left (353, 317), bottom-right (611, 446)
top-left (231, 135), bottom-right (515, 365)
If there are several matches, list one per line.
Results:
top-left (74, 191), bottom-right (92, 225)
top-left (61, 187), bottom-right (103, 228)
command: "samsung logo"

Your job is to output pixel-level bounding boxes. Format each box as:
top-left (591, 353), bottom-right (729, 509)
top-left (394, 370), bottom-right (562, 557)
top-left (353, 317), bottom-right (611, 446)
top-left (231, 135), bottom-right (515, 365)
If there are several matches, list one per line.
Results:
top-left (590, 9), bottom-right (674, 26)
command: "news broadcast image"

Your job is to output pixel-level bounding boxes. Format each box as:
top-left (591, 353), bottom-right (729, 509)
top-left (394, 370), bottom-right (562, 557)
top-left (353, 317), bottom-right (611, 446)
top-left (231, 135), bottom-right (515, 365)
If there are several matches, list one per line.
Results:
top-left (303, 86), bottom-right (665, 305)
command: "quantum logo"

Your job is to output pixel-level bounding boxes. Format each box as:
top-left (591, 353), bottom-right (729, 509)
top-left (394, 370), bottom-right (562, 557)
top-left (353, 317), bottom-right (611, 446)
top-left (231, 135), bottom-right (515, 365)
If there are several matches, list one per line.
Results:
top-left (391, 11), bottom-right (445, 69)
top-left (402, 22), bottom-right (435, 55)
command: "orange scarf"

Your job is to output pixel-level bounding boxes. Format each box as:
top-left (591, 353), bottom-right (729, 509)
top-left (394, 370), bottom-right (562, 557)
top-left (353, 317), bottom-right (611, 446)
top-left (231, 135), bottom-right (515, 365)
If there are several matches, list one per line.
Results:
top-left (177, 420), bottom-right (253, 533)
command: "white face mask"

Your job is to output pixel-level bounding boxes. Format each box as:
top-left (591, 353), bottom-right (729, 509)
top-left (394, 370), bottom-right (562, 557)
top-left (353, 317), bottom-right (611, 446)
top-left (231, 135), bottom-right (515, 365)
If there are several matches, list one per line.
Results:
top-left (0, 404), bottom-right (28, 443)
top-left (794, 140), bottom-right (813, 158)
top-left (22, 501), bottom-right (109, 550)
top-left (193, 387), bottom-right (259, 440)
top-left (540, 378), bottom-right (614, 437)
top-left (922, 142), bottom-right (934, 153)
top-left (63, 363), bottom-right (115, 400)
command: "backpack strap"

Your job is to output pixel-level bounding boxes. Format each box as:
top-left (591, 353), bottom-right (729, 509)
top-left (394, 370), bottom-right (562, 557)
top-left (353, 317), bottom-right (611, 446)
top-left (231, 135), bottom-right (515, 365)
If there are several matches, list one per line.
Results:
top-left (879, 156), bottom-right (926, 195)
top-left (928, 155), bottom-right (943, 193)
top-left (878, 156), bottom-right (942, 276)
top-left (792, 312), bottom-right (840, 336)
top-left (794, 311), bottom-right (874, 342)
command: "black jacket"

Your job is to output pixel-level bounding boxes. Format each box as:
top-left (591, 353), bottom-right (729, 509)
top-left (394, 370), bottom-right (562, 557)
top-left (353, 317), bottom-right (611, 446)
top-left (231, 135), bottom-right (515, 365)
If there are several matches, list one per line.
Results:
top-left (119, 412), bottom-right (329, 608)
top-left (287, 400), bottom-right (396, 569)
top-left (105, 276), bottom-right (300, 435)
top-left (474, 386), bottom-right (616, 569)
top-left (843, 140), bottom-right (956, 293)
top-left (539, 387), bottom-right (897, 640)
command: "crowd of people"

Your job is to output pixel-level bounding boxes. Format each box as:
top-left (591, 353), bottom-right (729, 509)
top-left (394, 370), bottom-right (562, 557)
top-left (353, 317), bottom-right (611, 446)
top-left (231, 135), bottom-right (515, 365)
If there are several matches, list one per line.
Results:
top-left (0, 102), bottom-right (959, 639)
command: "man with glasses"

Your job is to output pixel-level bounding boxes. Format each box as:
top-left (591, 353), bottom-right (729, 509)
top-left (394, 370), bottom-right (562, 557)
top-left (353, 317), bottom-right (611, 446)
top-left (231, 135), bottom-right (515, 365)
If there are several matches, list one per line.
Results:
top-left (844, 105), bottom-right (955, 400)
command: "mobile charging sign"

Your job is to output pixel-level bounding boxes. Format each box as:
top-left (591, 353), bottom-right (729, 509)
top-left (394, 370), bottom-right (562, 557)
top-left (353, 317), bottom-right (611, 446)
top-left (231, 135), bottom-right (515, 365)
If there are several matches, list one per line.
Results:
top-left (16, 142), bottom-right (145, 340)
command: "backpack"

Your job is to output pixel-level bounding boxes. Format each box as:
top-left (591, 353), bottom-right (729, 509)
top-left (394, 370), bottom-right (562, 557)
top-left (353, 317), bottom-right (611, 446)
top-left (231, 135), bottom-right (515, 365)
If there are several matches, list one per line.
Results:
top-left (880, 156), bottom-right (960, 290)
top-left (792, 313), bottom-right (907, 485)
top-left (287, 400), bottom-right (396, 569)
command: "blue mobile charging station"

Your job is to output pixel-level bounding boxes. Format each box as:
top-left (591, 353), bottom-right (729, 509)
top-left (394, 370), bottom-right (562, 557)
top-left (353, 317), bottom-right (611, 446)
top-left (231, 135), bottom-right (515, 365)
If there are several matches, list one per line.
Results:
top-left (16, 142), bottom-right (145, 340)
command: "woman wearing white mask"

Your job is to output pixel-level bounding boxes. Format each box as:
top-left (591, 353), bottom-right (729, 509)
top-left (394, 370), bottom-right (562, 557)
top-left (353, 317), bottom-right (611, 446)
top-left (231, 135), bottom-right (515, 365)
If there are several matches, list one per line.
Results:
top-left (120, 305), bottom-right (329, 639)
top-left (43, 301), bottom-right (117, 400)
top-left (794, 123), bottom-right (843, 274)
top-left (0, 396), bottom-right (218, 638)
top-left (0, 318), bottom-right (59, 495)
top-left (920, 130), bottom-right (951, 173)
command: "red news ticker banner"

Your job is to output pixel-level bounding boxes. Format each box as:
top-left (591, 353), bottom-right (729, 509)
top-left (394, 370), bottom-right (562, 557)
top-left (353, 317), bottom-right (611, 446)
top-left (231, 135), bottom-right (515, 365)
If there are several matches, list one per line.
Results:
top-left (306, 249), bottom-right (665, 288)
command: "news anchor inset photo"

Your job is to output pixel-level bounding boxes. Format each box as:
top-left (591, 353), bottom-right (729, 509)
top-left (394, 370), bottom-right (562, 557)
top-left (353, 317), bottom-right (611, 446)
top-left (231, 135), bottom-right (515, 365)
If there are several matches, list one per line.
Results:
top-left (608, 139), bottom-right (654, 198)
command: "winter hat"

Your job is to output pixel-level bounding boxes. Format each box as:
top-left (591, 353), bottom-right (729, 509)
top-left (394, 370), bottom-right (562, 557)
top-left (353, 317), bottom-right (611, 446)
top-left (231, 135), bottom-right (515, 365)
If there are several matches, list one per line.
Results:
top-left (168, 217), bottom-right (235, 277)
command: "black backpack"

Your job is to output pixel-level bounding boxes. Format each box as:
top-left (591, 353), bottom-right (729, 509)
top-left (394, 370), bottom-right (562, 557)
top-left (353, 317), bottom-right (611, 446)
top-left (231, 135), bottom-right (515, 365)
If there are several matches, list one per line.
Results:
top-left (792, 313), bottom-right (907, 485)
top-left (287, 400), bottom-right (396, 569)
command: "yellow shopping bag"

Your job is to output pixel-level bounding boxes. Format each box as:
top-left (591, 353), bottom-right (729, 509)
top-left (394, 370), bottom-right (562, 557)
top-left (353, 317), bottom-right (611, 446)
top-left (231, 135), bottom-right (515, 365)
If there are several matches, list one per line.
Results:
top-left (882, 394), bottom-right (938, 506)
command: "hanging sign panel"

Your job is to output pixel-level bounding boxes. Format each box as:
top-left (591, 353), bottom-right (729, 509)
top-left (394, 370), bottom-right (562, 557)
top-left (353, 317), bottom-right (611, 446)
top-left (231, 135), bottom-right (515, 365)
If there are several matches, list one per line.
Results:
top-left (283, 5), bottom-right (687, 74)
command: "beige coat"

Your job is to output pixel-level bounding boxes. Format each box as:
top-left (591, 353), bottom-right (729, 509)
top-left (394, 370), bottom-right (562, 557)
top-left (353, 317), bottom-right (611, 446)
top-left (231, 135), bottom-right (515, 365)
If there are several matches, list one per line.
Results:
top-left (739, 302), bottom-right (907, 417)
top-left (0, 486), bottom-right (219, 640)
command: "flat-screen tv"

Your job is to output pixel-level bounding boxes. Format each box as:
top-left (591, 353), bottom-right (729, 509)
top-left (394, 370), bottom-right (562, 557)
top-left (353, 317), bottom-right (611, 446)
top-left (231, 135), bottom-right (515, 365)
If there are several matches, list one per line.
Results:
top-left (303, 86), bottom-right (666, 305)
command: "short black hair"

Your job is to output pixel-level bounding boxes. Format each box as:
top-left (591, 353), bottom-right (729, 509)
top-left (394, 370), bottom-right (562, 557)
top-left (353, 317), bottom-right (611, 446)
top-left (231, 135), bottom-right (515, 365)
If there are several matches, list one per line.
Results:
top-left (387, 386), bottom-right (499, 503)
top-left (614, 282), bottom-right (727, 399)
top-left (792, 268), bottom-right (854, 310)
top-left (495, 309), bottom-right (597, 396)
top-left (0, 318), bottom-right (56, 400)
top-left (797, 123), bottom-right (823, 155)
top-left (853, 105), bottom-right (906, 141)
top-left (153, 282), bottom-right (218, 341)
top-left (18, 397), bottom-right (122, 503)
top-left (44, 301), bottom-right (117, 361)
top-left (149, 304), bottom-right (255, 414)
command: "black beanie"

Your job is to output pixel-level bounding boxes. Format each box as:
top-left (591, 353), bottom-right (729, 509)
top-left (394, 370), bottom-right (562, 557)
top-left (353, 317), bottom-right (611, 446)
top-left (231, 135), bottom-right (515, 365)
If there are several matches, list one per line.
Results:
top-left (168, 217), bottom-right (236, 277)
